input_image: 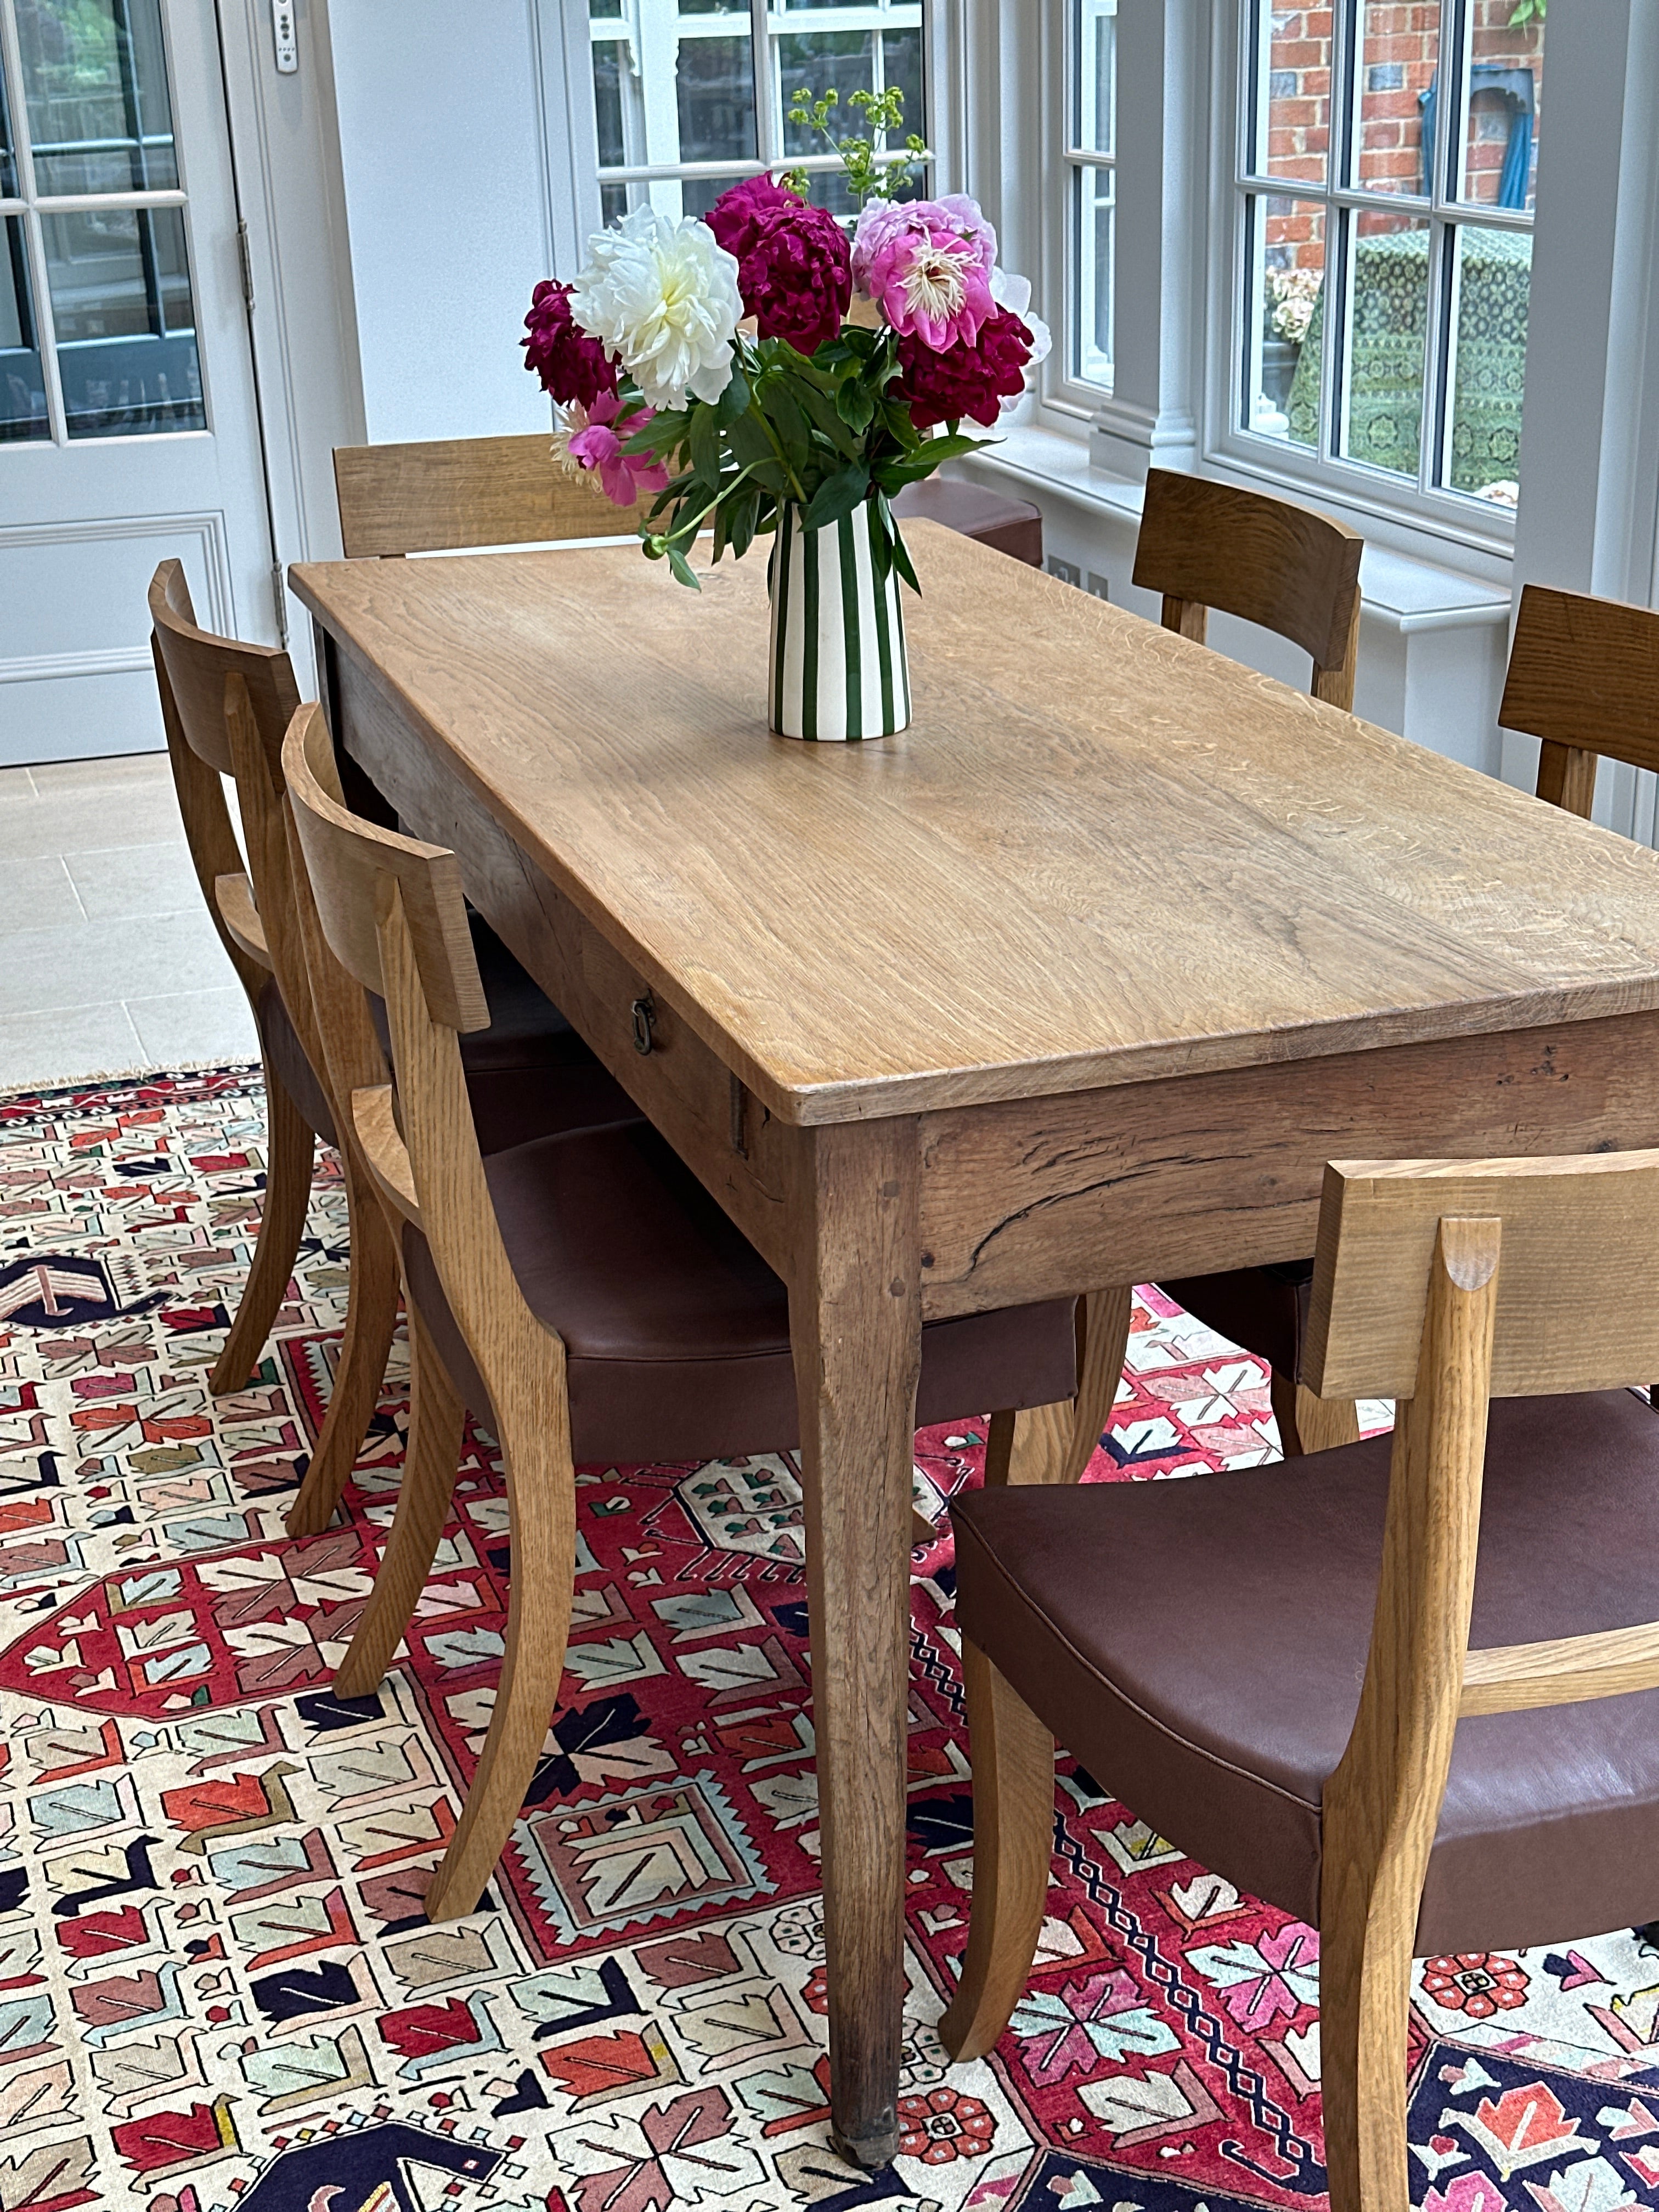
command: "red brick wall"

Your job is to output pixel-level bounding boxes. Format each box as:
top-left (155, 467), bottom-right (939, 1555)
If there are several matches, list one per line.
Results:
top-left (1263, 5), bottom-right (1543, 266)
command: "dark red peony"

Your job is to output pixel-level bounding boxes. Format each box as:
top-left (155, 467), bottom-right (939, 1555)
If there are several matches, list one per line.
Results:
top-left (891, 306), bottom-right (1034, 429)
top-left (707, 176), bottom-right (852, 356)
top-left (522, 278), bottom-right (618, 408)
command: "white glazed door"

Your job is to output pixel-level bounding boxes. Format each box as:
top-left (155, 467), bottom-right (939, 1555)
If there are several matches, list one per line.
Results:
top-left (0, 0), bottom-right (274, 766)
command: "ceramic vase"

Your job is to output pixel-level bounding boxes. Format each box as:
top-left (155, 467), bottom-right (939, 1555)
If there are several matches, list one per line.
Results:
top-left (767, 500), bottom-right (911, 742)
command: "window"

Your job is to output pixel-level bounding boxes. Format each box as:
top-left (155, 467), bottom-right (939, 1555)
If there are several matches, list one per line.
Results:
top-left (0, 0), bottom-right (205, 444)
top-left (1063, 0), bottom-right (1115, 393)
top-left (1231, 0), bottom-right (1542, 522)
top-left (585, 1), bottom-right (929, 227)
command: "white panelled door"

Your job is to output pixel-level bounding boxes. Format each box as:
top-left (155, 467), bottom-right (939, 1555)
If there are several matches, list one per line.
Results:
top-left (0, 0), bottom-right (273, 766)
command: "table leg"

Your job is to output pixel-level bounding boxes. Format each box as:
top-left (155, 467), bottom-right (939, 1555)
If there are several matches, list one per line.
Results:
top-left (792, 1119), bottom-right (923, 2172)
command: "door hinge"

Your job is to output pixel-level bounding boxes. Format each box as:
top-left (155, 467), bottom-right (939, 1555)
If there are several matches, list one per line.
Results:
top-left (272, 562), bottom-right (290, 647)
top-left (237, 221), bottom-right (256, 313)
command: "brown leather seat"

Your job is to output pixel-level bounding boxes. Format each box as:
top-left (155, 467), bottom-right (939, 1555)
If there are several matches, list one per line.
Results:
top-left (954, 1387), bottom-right (1659, 1957)
top-left (891, 478), bottom-right (1044, 568)
top-left (405, 1117), bottom-right (1079, 1465)
top-left (1161, 1261), bottom-right (1310, 1380)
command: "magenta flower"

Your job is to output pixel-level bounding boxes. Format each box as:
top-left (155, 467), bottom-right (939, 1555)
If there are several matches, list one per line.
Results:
top-left (565, 393), bottom-right (670, 507)
top-left (891, 305), bottom-right (1034, 428)
top-left (851, 195), bottom-right (997, 350)
top-left (522, 279), bottom-right (618, 409)
top-left (706, 175), bottom-right (852, 356)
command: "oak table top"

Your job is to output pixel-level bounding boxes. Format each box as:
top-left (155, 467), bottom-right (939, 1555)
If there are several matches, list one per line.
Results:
top-left (290, 524), bottom-right (1659, 1128)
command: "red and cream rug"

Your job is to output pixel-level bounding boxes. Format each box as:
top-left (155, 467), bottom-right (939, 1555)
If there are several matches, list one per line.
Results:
top-left (1, 1066), bottom-right (1655, 2212)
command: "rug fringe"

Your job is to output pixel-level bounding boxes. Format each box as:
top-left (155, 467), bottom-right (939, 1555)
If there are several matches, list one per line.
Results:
top-left (0, 1056), bottom-right (263, 1105)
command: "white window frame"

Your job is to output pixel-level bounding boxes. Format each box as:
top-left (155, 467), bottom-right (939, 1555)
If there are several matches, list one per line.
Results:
top-left (1205, 0), bottom-right (1533, 560)
top-left (0, 0), bottom-right (205, 448)
top-left (548, 0), bottom-right (943, 247)
top-left (1040, 0), bottom-right (1115, 422)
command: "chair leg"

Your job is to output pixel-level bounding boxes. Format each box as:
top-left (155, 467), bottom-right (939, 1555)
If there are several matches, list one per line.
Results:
top-left (984, 1286), bottom-right (1133, 1488)
top-left (333, 1297), bottom-right (466, 1698)
top-left (939, 1641), bottom-right (1054, 2062)
top-left (1294, 1382), bottom-right (1362, 1456)
top-left (209, 1062), bottom-right (314, 1394)
top-left (286, 1151), bottom-right (400, 1537)
top-left (1318, 1899), bottom-right (1414, 2212)
top-left (424, 1373), bottom-right (577, 1922)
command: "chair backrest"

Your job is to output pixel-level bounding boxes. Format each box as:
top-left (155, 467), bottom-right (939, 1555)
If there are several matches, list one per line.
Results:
top-left (1299, 1146), bottom-right (1659, 2021)
top-left (282, 703), bottom-right (488, 1036)
top-left (1500, 583), bottom-right (1659, 819)
top-left (147, 561), bottom-right (307, 1029)
top-left (332, 432), bottom-right (657, 558)
top-left (1131, 470), bottom-right (1365, 710)
top-left (283, 702), bottom-right (546, 1383)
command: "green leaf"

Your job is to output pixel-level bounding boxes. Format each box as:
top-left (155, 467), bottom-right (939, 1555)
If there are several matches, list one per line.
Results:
top-left (794, 377), bottom-right (864, 455)
top-left (666, 544), bottom-right (702, 591)
top-left (716, 364), bottom-right (752, 426)
top-left (766, 382), bottom-right (813, 474)
top-left (727, 484), bottom-right (761, 561)
top-left (889, 521), bottom-right (921, 596)
top-left (800, 461), bottom-right (871, 533)
top-left (834, 377), bottom-right (876, 435)
top-left (689, 404), bottom-right (721, 491)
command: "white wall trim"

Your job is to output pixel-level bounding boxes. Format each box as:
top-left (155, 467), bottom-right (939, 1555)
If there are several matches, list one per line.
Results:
top-left (0, 647), bottom-right (154, 686)
top-left (0, 510), bottom-right (234, 635)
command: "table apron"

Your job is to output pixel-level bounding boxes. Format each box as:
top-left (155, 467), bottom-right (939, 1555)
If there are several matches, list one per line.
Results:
top-left (916, 1009), bottom-right (1659, 1316)
top-left (330, 641), bottom-right (799, 1278)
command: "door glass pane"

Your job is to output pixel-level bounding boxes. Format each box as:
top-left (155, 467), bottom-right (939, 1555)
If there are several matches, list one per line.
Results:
top-left (590, 33), bottom-right (628, 168)
top-left (1074, 0), bottom-right (1115, 155)
top-left (1352, 0), bottom-right (1437, 195)
top-left (778, 30), bottom-right (873, 217)
top-left (1335, 208), bottom-right (1428, 481)
top-left (1, 218), bottom-right (48, 440)
top-left (1248, 0), bottom-right (1330, 188)
top-left (1071, 164), bottom-right (1113, 385)
top-left (1243, 194), bottom-right (1325, 451)
top-left (1460, 14), bottom-right (1542, 213)
top-left (1444, 222), bottom-right (1529, 503)
top-left (676, 34), bottom-right (756, 166)
top-left (16, 0), bottom-right (180, 196)
top-left (0, 50), bottom-right (18, 198)
top-left (42, 204), bottom-right (203, 437)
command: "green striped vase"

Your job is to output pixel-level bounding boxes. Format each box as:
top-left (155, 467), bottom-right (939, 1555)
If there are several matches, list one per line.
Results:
top-left (768, 501), bottom-right (911, 742)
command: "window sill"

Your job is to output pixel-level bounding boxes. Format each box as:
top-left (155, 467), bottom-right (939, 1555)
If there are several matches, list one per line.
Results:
top-left (957, 424), bottom-right (1515, 638)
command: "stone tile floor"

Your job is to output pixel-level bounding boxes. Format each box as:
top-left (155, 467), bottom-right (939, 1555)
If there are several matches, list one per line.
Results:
top-left (0, 752), bottom-right (257, 1092)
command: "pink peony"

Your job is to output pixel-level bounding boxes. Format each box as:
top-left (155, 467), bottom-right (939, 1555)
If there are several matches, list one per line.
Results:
top-left (706, 175), bottom-right (851, 356)
top-left (851, 195), bottom-right (997, 351)
top-left (522, 279), bottom-right (618, 409)
top-left (891, 306), bottom-right (1034, 428)
top-left (565, 392), bottom-right (670, 506)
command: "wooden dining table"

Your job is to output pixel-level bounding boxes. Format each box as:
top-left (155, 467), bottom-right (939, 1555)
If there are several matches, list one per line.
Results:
top-left (291, 521), bottom-right (1659, 2170)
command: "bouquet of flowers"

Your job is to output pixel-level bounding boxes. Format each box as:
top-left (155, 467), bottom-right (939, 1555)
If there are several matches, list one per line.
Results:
top-left (521, 89), bottom-right (1048, 596)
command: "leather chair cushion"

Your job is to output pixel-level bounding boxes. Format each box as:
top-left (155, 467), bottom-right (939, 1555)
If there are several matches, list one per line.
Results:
top-left (953, 1388), bottom-right (1659, 1957)
top-left (256, 976), bottom-right (336, 1148)
top-left (403, 1118), bottom-right (1078, 1466)
top-left (890, 478), bottom-right (1044, 569)
top-left (1160, 1261), bottom-right (1314, 1381)
top-left (368, 911), bottom-right (636, 1154)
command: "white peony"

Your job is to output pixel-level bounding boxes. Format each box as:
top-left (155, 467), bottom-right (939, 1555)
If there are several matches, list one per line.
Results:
top-left (991, 267), bottom-right (1053, 370)
top-left (569, 205), bottom-right (741, 411)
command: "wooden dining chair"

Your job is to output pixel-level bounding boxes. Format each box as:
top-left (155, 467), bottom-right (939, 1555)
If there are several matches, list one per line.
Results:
top-left (1163, 582), bottom-right (1659, 1459)
top-left (281, 698), bottom-right (1085, 1920)
top-left (944, 1144), bottom-right (1659, 2212)
top-left (1131, 469), bottom-right (1365, 709)
top-left (332, 432), bottom-right (658, 559)
top-left (148, 563), bottom-right (398, 1535)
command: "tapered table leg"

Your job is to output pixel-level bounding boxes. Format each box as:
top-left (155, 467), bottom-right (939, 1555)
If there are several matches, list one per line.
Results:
top-left (791, 1119), bottom-right (923, 2172)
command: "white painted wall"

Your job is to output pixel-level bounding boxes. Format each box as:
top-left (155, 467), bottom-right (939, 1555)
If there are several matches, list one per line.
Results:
top-left (328, 0), bottom-right (556, 444)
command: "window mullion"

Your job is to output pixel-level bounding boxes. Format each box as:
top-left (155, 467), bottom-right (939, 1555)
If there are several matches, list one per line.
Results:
top-left (0, 0), bottom-right (66, 445)
top-left (751, 0), bottom-right (776, 171)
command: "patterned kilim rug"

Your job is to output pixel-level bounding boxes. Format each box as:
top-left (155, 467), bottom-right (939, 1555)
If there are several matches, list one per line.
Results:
top-left (1, 1067), bottom-right (1657, 2212)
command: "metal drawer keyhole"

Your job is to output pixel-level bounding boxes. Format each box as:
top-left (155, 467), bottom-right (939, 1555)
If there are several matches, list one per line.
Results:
top-left (630, 994), bottom-right (657, 1056)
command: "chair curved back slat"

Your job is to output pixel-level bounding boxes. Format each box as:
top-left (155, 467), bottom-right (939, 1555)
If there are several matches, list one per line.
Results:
top-left (1131, 470), bottom-right (1365, 709)
top-left (147, 561), bottom-right (298, 778)
top-left (1303, 1146), bottom-right (1659, 1404)
top-left (332, 433), bottom-right (657, 558)
top-left (283, 703), bottom-right (489, 1034)
top-left (1500, 583), bottom-right (1659, 820)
